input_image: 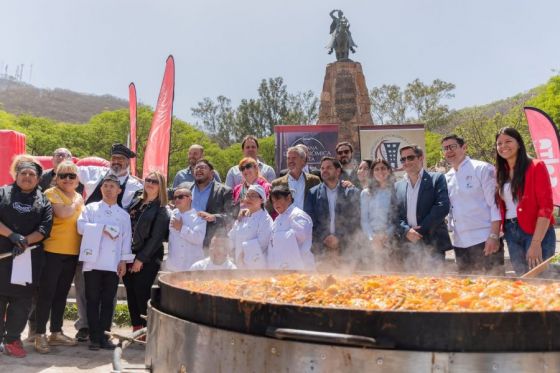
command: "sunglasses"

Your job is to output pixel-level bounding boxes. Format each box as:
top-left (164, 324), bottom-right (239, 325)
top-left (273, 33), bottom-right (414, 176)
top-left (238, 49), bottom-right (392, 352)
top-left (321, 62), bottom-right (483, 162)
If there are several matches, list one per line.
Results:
top-left (53, 153), bottom-right (71, 158)
top-left (337, 149), bottom-right (351, 155)
top-left (173, 194), bottom-right (191, 200)
top-left (239, 163), bottom-right (255, 171)
top-left (399, 155), bottom-right (417, 163)
top-left (58, 173), bottom-right (77, 180)
top-left (442, 144), bottom-right (460, 152)
top-left (145, 178), bottom-right (160, 185)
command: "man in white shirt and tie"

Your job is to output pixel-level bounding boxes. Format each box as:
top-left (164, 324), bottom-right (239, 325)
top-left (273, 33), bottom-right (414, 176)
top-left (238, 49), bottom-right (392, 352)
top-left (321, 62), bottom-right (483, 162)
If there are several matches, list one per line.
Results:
top-left (442, 134), bottom-right (503, 275)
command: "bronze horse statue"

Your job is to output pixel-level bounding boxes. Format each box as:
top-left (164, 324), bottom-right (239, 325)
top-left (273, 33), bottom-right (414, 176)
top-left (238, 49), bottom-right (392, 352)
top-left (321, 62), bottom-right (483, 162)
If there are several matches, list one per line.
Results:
top-left (327, 10), bottom-right (357, 62)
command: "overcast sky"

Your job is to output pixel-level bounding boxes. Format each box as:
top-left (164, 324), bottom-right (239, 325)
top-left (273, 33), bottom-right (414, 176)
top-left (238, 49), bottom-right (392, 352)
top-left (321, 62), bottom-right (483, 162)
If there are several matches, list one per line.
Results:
top-left (2, 0), bottom-right (559, 123)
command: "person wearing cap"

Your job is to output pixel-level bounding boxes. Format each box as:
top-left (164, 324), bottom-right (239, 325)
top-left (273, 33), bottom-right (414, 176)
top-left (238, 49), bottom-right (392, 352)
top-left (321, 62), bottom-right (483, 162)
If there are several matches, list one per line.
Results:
top-left (228, 184), bottom-right (273, 269)
top-left (165, 184), bottom-right (207, 271)
top-left (304, 156), bottom-right (361, 269)
top-left (0, 157), bottom-right (53, 358)
top-left (74, 143), bottom-right (142, 342)
top-left (76, 174), bottom-right (132, 351)
top-left (225, 135), bottom-right (276, 189)
top-left (172, 144), bottom-right (221, 188)
top-left (232, 157), bottom-right (272, 208)
top-left (267, 184), bottom-right (315, 270)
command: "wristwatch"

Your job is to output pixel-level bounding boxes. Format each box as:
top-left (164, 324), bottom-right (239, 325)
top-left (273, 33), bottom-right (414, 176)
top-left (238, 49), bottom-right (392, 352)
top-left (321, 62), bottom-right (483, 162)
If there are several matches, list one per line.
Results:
top-left (488, 233), bottom-right (499, 241)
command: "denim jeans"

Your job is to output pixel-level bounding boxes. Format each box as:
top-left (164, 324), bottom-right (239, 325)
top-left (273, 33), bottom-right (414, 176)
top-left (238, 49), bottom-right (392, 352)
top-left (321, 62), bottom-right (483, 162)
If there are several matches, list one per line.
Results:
top-left (504, 220), bottom-right (556, 276)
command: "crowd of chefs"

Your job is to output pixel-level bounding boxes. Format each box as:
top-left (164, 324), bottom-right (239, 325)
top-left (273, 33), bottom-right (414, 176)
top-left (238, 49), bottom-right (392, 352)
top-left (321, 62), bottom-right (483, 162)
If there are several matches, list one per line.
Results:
top-left (0, 127), bottom-right (557, 358)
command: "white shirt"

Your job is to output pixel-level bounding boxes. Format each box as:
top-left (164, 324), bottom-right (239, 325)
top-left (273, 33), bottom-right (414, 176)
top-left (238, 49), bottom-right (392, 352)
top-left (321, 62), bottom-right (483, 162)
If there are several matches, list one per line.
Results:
top-left (228, 209), bottom-right (273, 269)
top-left (446, 157), bottom-right (501, 248)
top-left (503, 182), bottom-right (518, 220)
top-left (78, 166), bottom-right (143, 209)
top-left (165, 208), bottom-right (207, 272)
top-left (326, 184), bottom-right (338, 234)
top-left (77, 201), bottom-right (132, 273)
top-left (288, 172), bottom-right (306, 209)
top-left (268, 204), bottom-right (315, 270)
top-left (189, 257), bottom-right (237, 271)
top-left (405, 169), bottom-right (424, 228)
top-left (225, 160), bottom-right (276, 189)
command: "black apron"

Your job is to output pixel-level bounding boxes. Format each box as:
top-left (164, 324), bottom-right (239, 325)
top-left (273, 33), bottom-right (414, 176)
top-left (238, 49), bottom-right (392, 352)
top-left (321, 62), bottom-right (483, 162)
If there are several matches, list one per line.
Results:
top-left (0, 184), bottom-right (53, 297)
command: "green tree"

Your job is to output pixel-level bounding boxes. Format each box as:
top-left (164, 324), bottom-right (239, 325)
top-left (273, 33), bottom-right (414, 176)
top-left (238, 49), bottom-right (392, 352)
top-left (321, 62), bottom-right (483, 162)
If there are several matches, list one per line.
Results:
top-left (369, 84), bottom-right (406, 124)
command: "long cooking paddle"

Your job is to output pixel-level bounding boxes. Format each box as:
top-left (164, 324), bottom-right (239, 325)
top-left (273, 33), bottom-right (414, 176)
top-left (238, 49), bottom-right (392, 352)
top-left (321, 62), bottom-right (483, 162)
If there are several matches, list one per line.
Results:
top-left (521, 253), bottom-right (559, 278)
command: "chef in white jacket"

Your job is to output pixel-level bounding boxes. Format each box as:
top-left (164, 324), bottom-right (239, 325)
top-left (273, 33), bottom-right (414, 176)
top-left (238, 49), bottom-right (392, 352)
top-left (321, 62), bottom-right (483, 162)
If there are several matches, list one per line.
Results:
top-left (164, 184), bottom-right (207, 271)
top-left (228, 185), bottom-right (272, 269)
top-left (267, 185), bottom-right (315, 270)
top-left (76, 174), bottom-right (132, 351)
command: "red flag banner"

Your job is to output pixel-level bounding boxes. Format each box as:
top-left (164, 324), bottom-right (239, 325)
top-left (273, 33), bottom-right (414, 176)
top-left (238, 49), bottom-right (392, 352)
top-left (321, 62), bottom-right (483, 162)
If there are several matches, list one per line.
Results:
top-left (524, 106), bottom-right (560, 206)
top-left (129, 82), bottom-right (137, 176)
top-left (143, 55), bottom-right (175, 179)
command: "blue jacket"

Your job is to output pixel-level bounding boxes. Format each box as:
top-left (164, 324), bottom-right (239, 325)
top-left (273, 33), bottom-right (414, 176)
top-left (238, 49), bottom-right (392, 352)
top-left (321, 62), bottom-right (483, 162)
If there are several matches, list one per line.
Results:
top-left (304, 183), bottom-right (361, 255)
top-left (395, 171), bottom-right (451, 252)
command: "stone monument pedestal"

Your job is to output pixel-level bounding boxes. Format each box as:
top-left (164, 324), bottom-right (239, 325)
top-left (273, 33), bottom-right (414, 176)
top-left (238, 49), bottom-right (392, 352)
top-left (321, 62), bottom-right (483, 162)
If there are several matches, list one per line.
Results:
top-left (318, 61), bottom-right (373, 159)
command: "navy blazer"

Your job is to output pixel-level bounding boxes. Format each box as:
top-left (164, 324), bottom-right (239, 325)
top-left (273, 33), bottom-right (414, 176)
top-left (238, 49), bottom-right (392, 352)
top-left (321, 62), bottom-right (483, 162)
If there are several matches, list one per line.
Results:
top-left (304, 183), bottom-right (361, 254)
top-left (395, 171), bottom-right (451, 252)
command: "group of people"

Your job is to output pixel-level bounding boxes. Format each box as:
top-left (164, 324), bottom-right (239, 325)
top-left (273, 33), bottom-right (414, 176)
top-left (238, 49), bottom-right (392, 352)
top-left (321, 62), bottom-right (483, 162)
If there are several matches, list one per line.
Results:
top-left (0, 127), bottom-right (557, 358)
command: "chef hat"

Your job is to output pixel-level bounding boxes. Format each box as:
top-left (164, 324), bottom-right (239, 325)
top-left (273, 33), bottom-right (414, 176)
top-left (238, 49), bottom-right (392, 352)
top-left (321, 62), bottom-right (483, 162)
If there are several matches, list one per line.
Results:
top-left (247, 184), bottom-right (266, 202)
top-left (110, 143), bottom-right (136, 159)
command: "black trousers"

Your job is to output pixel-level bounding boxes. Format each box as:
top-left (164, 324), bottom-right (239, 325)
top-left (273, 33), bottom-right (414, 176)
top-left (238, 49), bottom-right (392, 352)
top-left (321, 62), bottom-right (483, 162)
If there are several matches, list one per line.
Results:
top-left (84, 270), bottom-right (118, 343)
top-left (0, 295), bottom-right (32, 344)
top-left (454, 240), bottom-right (505, 276)
top-left (123, 261), bottom-right (159, 327)
top-left (35, 252), bottom-right (79, 334)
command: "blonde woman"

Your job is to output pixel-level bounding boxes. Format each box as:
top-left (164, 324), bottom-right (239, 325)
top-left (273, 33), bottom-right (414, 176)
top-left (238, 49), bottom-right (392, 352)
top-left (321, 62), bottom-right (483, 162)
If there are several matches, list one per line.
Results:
top-left (123, 171), bottom-right (170, 334)
top-left (34, 160), bottom-right (83, 353)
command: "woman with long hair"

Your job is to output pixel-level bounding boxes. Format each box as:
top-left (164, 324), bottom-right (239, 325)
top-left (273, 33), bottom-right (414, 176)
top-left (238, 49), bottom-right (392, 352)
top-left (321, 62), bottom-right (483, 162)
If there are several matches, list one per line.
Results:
top-left (232, 157), bottom-right (271, 207)
top-left (123, 171), bottom-right (170, 334)
top-left (34, 161), bottom-right (83, 353)
top-left (356, 160), bottom-right (373, 189)
top-left (495, 127), bottom-right (556, 276)
top-left (359, 159), bottom-right (398, 270)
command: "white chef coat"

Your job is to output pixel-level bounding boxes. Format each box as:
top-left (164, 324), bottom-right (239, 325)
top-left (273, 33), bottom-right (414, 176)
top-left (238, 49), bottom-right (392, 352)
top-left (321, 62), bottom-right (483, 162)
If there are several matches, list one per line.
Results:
top-left (228, 209), bottom-right (272, 269)
top-left (267, 204), bottom-right (315, 270)
top-left (165, 208), bottom-right (207, 272)
top-left (189, 257), bottom-right (237, 271)
top-left (77, 201), bottom-right (132, 273)
top-left (446, 157), bottom-right (501, 248)
top-left (78, 166), bottom-right (143, 209)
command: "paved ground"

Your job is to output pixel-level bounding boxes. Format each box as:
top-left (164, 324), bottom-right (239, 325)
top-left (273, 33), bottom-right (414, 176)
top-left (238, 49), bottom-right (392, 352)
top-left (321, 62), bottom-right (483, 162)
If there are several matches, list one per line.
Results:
top-left (0, 320), bottom-right (146, 373)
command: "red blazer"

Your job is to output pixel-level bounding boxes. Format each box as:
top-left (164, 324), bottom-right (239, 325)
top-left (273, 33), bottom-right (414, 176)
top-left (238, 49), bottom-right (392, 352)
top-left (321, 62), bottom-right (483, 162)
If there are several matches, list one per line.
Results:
top-left (497, 159), bottom-right (555, 234)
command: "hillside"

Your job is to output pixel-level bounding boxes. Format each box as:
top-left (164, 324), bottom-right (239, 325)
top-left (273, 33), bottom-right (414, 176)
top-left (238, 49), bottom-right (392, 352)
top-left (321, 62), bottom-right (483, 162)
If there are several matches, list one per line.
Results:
top-left (0, 78), bottom-right (128, 123)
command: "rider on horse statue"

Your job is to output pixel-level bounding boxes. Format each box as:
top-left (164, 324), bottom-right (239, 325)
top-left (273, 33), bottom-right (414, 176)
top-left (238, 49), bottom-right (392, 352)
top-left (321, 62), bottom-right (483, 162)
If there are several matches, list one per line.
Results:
top-left (327, 9), bottom-right (358, 61)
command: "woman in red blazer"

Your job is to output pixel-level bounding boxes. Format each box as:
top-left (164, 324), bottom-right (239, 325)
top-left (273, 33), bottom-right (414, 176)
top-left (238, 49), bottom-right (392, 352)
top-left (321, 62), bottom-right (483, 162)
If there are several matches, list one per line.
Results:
top-left (495, 127), bottom-right (556, 276)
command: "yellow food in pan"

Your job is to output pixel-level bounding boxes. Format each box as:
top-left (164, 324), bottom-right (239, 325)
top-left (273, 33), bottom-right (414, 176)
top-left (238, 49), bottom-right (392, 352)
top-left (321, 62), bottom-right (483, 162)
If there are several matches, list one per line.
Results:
top-left (178, 274), bottom-right (560, 312)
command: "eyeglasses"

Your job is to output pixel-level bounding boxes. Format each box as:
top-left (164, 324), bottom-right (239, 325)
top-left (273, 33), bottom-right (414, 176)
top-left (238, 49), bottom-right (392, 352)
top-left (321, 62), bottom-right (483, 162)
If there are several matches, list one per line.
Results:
top-left (58, 173), bottom-right (77, 180)
top-left (53, 152), bottom-right (70, 158)
top-left (399, 155), bottom-right (417, 163)
top-left (144, 178), bottom-right (160, 185)
top-left (337, 149), bottom-right (351, 155)
top-left (239, 163), bottom-right (255, 171)
top-left (173, 194), bottom-right (191, 200)
top-left (442, 144), bottom-right (460, 152)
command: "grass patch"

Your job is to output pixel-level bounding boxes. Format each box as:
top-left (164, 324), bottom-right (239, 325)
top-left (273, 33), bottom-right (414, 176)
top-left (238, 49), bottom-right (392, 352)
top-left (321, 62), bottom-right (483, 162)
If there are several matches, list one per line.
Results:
top-left (64, 303), bottom-right (131, 327)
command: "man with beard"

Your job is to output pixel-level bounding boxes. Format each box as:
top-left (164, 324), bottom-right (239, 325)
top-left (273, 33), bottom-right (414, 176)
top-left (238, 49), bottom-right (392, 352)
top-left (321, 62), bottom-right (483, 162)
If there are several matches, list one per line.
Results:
top-left (335, 142), bottom-right (360, 186)
top-left (304, 157), bottom-right (360, 268)
top-left (179, 159), bottom-right (233, 251)
top-left (73, 143), bottom-right (142, 342)
top-left (172, 144), bottom-right (221, 188)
